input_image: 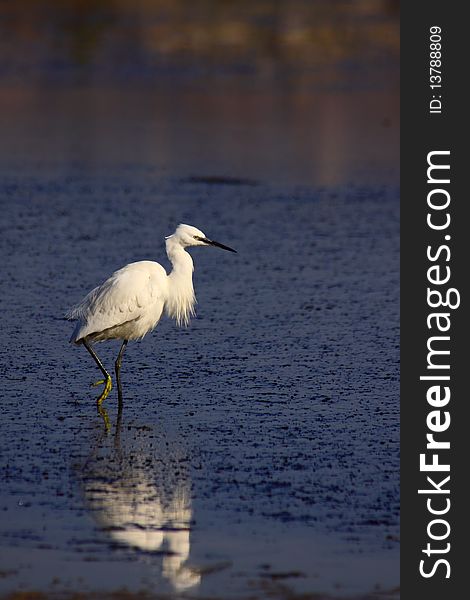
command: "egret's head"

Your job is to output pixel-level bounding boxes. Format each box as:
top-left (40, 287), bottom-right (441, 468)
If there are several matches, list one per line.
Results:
top-left (167, 224), bottom-right (236, 252)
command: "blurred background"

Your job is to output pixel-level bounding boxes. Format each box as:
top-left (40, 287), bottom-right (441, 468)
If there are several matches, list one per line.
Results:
top-left (0, 0), bottom-right (399, 184)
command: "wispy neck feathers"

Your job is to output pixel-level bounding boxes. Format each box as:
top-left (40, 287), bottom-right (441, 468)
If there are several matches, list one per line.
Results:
top-left (165, 237), bottom-right (196, 327)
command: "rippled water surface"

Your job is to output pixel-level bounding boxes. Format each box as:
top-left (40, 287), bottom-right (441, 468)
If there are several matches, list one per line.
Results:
top-left (0, 171), bottom-right (399, 598)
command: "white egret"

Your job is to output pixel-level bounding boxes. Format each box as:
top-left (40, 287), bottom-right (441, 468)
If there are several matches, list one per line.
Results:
top-left (67, 224), bottom-right (236, 407)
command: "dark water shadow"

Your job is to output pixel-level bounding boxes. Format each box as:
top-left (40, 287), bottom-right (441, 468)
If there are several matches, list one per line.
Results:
top-left (181, 175), bottom-right (260, 186)
top-left (76, 410), bottom-right (201, 592)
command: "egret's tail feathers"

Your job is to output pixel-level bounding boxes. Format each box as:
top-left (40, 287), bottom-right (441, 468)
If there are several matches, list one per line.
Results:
top-left (165, 295), bottom-right (196, 327)
top-left (66, 284), bottom-right (104, 343)
top-left (66, 284), bottom-right (102, 321)
top-left (65, 307), bottom-right (79, 321)
top-left (65, 302), bottom-right (88, 344)
top-left (69, 321), bottom-right (84, 344)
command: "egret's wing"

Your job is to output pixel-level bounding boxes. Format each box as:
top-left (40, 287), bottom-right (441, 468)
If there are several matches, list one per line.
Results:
top-left (67, 262), bottom-right (167, 340)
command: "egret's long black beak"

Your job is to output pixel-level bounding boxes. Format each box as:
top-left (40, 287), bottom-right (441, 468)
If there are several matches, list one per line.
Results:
top-left (198, 237), bottom-right (237, 253)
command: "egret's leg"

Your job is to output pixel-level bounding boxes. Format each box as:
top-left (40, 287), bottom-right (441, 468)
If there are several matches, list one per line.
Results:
top-left (115, 339), bottom-right (128, 408)
top-left (98, 405), bottom-right (111, 434)
top-left (83, 339), bottom-right (112, 407)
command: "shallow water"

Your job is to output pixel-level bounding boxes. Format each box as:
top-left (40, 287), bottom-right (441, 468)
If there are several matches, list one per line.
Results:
top-left (0, 168), bottom-right (399, 598)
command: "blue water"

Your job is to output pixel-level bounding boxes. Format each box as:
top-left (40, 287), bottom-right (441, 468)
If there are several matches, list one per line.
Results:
top-left (0, 167), bottom-right (399, 598)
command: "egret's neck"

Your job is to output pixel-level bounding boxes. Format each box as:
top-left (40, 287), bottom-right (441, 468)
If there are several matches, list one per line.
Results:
top-left (165, 238), bottom-right (196, 326)
top-left (166, 237), bottom-right (194, 275)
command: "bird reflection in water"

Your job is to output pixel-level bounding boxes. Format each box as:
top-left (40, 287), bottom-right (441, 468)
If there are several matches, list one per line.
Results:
top-left (80, 412), bottom-right (201, 591)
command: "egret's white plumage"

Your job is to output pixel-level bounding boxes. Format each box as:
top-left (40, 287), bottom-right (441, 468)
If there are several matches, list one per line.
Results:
top-left (67, 224), bottom-right (236, 408)
top-left (68, 260), bottom-right (168, 342)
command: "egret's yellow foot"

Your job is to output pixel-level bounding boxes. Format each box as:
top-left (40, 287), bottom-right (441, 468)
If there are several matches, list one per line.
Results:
top-left (91, 379), bottom-right (105, 388)
top-left (98, 405), bottom-right (111, 433)
top-left (95, 374), bottom-right (112, 407)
